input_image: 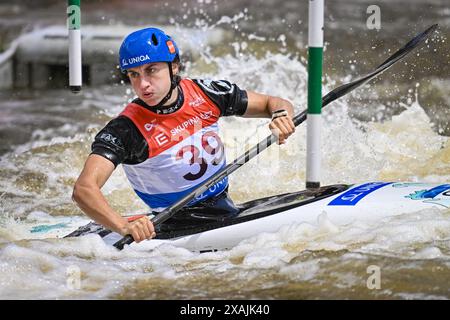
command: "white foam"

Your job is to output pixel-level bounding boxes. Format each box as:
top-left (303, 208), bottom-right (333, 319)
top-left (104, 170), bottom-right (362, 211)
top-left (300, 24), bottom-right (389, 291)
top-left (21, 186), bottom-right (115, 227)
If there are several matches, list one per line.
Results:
top-left (413, 247), bottom-right (444, 259)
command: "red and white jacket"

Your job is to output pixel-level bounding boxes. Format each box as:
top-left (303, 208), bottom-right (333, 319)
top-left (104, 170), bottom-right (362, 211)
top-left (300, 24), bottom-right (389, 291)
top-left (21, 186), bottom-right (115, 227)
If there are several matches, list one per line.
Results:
top-left (120, 79), bottom-right (228, 211)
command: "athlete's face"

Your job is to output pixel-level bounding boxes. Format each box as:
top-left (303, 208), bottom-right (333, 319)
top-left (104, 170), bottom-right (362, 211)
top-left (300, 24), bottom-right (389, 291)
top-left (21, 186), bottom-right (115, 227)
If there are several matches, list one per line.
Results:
top-left (127, 62), bottom-right (178, 106)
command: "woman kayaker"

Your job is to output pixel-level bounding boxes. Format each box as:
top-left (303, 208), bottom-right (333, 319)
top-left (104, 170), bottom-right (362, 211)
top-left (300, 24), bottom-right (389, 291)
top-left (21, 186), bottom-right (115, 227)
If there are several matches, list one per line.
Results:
top-left (72, 27), bottom-right (295, 243)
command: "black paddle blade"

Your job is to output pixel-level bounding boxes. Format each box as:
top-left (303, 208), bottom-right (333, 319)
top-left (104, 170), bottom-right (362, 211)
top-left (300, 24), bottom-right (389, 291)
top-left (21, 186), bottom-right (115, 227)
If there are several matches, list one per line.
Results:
top-left (375, 24), bottom-right (438, 69)
top-left (320, 24), bottom-right (438, 109)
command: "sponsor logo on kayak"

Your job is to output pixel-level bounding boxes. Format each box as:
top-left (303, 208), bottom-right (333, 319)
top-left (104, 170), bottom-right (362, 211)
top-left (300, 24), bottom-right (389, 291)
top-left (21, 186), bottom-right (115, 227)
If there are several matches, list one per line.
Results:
top-left (328, 182), bottom-right (391, 206)
top-left (403, 183), bottom-right (450, 208)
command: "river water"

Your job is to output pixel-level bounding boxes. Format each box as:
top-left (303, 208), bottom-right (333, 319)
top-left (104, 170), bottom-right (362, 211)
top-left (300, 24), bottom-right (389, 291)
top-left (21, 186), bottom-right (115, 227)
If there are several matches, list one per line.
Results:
top-left (0, 0), bottom-right (450, 299)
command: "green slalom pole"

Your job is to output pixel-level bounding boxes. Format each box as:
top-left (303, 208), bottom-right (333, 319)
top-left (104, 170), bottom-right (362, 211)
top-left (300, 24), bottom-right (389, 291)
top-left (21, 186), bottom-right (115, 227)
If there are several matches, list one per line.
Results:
top-left (67, 0), bottom-right (82, 93)
top-left (306, 0), bottom-right (324, 189)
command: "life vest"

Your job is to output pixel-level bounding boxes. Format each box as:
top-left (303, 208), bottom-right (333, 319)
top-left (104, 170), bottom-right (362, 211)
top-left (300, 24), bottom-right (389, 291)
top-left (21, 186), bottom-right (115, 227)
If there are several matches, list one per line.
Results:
top-left (120, 78), bottom-right (228, 212)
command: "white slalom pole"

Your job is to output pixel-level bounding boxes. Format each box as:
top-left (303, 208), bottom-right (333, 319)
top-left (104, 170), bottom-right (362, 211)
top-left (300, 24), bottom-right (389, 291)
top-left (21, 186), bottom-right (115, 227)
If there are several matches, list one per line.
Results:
top-left (306, 0), bottom-right (324, 189)
top-left (67, 0), bottom-right (82, 93)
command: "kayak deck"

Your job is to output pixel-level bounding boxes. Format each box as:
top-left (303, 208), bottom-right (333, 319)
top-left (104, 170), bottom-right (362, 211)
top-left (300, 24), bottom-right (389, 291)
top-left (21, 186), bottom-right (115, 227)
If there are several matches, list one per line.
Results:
top-left (154, 184), bottom-right (350, 239)
top-left (64, 184), bottom-right (349, 241)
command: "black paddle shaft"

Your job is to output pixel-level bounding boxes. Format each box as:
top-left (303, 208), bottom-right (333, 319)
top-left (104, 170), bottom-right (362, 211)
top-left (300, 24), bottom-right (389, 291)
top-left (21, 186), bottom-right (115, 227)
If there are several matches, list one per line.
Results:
top-left (113, 24), bottom-right (438, 250)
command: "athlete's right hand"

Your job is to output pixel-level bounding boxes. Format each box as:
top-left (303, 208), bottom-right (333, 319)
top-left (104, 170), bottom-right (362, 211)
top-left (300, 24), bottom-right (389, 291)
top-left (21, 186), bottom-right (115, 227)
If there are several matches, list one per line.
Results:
top-left (120, 216), bottom-right (156, 243)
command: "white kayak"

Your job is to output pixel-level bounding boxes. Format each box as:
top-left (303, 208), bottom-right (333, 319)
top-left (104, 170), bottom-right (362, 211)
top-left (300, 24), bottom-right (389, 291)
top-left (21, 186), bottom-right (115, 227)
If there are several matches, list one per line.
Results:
top-left (63, 181), bottom-right (450, 252)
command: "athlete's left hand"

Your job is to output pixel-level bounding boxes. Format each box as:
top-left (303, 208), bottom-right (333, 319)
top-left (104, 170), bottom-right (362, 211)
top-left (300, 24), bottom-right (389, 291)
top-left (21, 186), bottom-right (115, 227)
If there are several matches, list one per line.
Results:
top-left (269, 113), bottom-right (295, 145)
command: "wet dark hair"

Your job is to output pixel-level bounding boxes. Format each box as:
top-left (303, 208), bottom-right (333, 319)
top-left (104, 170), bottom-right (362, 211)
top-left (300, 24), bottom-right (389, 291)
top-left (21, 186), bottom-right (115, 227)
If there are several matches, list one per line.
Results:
top-left (172, 55), bottom-right (182, 84)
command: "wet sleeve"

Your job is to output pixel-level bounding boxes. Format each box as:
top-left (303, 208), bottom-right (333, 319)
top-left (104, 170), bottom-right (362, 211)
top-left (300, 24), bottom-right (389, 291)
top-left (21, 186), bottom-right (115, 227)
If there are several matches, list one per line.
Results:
top-left (90, 116), bottom-right (148, 167)
top-left (193, 79), bottom-right (248, 117)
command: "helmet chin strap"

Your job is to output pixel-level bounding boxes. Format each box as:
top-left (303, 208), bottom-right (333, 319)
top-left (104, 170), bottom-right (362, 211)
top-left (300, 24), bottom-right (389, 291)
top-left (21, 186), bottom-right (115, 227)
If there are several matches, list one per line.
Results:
top-left (147, 62), bottom-right (178, 109)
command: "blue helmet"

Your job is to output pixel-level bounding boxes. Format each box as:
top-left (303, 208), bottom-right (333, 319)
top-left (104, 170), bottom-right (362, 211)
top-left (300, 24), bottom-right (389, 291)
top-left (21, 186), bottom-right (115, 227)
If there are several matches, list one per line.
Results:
top-left (119, 27), bottom-right (179, 71)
